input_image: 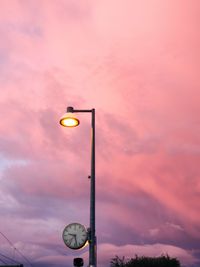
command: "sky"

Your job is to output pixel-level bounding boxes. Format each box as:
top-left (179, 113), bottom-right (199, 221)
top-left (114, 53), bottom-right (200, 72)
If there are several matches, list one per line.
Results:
top-left (0, 0), bottom-right (200, 267)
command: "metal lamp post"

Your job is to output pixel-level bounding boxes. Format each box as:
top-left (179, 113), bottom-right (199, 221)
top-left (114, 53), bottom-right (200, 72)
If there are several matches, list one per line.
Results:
top-left (60, 106), bottom-right (96, 267)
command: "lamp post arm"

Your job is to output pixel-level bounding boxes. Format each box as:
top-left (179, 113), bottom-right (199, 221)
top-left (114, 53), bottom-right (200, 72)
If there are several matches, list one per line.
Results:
top-left (67, 106), bottom-right (93, 113)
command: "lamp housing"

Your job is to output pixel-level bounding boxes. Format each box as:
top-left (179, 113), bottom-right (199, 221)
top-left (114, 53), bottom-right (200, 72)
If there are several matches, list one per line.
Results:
top-left (59, 112), bottom-right (80, 127)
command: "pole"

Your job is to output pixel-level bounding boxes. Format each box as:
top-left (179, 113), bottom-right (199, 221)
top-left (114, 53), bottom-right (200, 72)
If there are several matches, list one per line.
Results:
top-left (90, 109), bottom-right (96, 267)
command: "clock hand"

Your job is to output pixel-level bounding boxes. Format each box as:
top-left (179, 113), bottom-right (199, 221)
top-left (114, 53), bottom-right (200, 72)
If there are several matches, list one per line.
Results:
top-left (74, 235), bottom-right (78, 247)
top-left (68, 236), bottom-right (74, 246)
top-left (68, 234), bottom-right (78, 247)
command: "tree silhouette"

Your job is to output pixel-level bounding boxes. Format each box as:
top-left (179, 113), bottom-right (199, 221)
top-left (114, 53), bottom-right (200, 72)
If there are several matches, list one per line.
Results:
top-left (110, 255), bottom-right (181, 267)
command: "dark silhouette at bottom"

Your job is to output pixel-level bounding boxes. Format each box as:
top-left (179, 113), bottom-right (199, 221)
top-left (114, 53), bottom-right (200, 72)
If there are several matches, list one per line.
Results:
top-left (111, 255), bottom-right (181, 267)
top-left (73, 257), bottom-right (84, 267)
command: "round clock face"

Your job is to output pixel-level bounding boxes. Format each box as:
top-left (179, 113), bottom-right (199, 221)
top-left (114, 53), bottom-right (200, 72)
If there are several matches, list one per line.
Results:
top-left (62, 223), bottom-right (88, 250)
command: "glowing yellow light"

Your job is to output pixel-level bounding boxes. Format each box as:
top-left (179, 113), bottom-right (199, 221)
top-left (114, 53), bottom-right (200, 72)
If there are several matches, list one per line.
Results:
top-left (80, 240), bottom-right (89, 250)
top-left (60, 113), bottom-right (80, 127)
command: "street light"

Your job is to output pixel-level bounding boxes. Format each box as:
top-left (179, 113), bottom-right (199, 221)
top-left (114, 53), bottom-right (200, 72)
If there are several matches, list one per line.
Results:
top-left (60, 106), bottom-right (96, 267)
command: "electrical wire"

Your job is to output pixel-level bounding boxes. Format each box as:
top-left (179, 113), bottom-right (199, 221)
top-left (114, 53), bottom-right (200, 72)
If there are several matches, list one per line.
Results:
top-left (0, 252), bottom-right (21, 264)
top-left (0, 231), bottom-right (33, 267)
top-left (0, 257), bottom-right (8, 265)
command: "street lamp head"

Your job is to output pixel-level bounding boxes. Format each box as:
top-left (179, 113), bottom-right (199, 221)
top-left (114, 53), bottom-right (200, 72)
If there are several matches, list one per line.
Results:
top-left (59, 112), bottom-right (80, 127)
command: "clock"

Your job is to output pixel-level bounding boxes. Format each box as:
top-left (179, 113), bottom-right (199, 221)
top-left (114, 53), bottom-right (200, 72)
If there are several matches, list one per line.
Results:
top-left (62, 223), bottom-right (88, 250)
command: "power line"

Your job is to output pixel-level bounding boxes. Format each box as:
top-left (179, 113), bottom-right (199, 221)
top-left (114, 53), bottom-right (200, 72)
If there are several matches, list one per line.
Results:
top-left (0, 232), bottom-right (13, 248)
top-left (0, 232), bottom-right (33, 267)
top-left (0, 257), bottom-right (7, 265)
top-left (0, 252), bottom-right (21, 264)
